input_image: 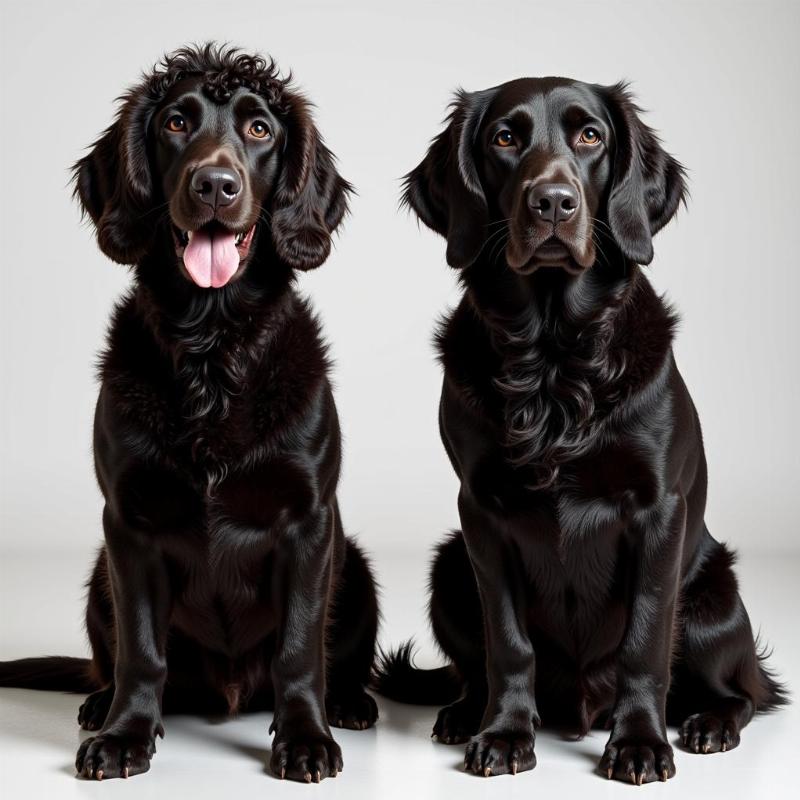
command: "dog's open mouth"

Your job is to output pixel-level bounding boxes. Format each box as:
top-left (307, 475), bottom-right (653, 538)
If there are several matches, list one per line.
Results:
top-left (172, 221), bottom-right (256, 289)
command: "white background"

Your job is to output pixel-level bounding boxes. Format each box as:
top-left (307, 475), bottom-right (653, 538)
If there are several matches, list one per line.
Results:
top-left (1, 1), bottom-right (799, 798)
top-left (1, 0), bottom-right (799, 557)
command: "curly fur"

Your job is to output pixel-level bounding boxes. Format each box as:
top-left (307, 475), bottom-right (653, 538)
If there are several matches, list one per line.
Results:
top-left (71, 42), bottom-right (350, 270)
top-left (70, 42), bottom-right (351, 497)
top-left (0, 46), bottom-right (379, 781)
top-left (490, 276), bottom-right (630, 488)
top-left (71, 43), bottom-right (289, 225)
top-left (144, 43), bottom-right (290, 108)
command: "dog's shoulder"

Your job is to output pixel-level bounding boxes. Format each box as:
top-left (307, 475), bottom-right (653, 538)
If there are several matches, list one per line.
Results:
top-left (612, 272), bottom-right (678, 400)
top-left (93, 292), bottom-right (177, 454)
top-left (251, 294), bottom-right (331, 403)
top-left (435, 298), bottom-right (502, 419)
top-left (98, 291), bottom-right (169, 405)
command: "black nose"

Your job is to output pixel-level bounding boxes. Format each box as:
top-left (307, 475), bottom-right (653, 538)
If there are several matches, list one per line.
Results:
top-left (528, 183), bottom-right (579, 224)
top-left (191, 165), bottom-right (242, 210)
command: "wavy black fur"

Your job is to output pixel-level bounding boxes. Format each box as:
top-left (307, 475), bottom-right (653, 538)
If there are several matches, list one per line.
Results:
top-left (0, 43), bottom-right (375, 784)
top-left (382, 77), bottom-right (786, 783)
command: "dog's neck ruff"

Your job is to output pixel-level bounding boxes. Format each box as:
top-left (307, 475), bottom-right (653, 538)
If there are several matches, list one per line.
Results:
top-left (479, 266), bottom-right (635, 490)
top-left (136, 275), bottom-right (292, 480)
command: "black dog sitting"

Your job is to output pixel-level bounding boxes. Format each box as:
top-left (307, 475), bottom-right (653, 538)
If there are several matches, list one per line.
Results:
top-left (0, 44), bottom-right (378, 783)
top-left (374, 78), bottom-right (785, 784)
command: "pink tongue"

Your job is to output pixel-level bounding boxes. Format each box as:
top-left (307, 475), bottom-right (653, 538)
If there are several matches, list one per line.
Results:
top-left (182, 228), bottom-right (240, 288)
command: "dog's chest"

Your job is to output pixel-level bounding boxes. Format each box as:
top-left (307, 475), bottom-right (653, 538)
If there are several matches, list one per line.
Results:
top-left (126, 370), bottom-right (289, 492)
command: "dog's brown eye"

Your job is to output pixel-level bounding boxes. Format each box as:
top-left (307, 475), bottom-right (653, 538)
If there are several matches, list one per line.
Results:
top-left (248, 121), bottom-right (270, 139)
top-left (165, 115), bottom-right (186, 133)
top-left (579, 127), bottom-right (601, 145)
top-left (493, 129), bottom-right (515, 148)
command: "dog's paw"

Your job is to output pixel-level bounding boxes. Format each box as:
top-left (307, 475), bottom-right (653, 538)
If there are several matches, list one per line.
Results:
top-left (270, 732), bottom-right (343, 782)
top-left (464, 728), bottom-right (536, 776)
top-left (433, 697), bottom-right (483, 744)
top-left (75, 732), bottom-right (156, 780)
top-left (680, 712), bottom-right (741, 754)
top-left (599, 737), bottom-right (675, 784)
top-left (327, 688), bottom-right (378, 730)
top-left (78, 687), bottom-right (114, 732)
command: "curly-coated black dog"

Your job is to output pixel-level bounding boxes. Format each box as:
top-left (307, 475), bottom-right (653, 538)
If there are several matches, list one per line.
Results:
top-left (0, 44), bottom-right (378, 783)
top-left (374, 78), bottom-right (786, 784)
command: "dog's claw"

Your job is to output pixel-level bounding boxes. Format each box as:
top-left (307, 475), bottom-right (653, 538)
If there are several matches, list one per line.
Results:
top-left (607, 767), bottom-right (613, 779)
top-left (511, 760), bottom-right (518, 775)
top-left (95, 770), bottom-right (103, 781)
top-left (661, 769), bottom-right (668, 782)
top-left (122, 766), bottom-right (129, 779)
top-left (484, 767), bottom-right (492, 777)
top-left (280, 767), bottom-right (285, 779)
top-left (314, 770), bottom-right (321, 783)
top-left (303, 771), bottom-right (312, 783)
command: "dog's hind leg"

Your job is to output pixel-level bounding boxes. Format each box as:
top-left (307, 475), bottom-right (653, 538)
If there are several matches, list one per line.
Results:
top-left (667, 531), bottom-right (787, 754)
top-left (78, 549), bottom-right (116, 731)
top-left (429, 531), bottom-right (488, 744)
top-left (78, 685), bottom-right (115, 731)
top-left (325, 535), bottom-right (379, 730)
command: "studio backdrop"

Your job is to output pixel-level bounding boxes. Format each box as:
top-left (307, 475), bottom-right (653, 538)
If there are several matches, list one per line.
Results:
top-left (1, 0), bottom-right (798, 561)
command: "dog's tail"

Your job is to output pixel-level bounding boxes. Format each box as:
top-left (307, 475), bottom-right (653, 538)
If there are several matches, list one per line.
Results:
top-left (754, 637), bottom-right (790, 713)
top-left (0, 657), bottom-right (96, 693)
top-left (371, 641), bottom-right (462, 705)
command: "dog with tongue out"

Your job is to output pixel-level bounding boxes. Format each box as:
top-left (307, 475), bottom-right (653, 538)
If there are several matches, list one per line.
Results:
top-left (0, 45), bottom-right (378, 785)
top-left (76, 46), bottom-right (350, 289)
top-left (179, 221), bottom-right (255, 288)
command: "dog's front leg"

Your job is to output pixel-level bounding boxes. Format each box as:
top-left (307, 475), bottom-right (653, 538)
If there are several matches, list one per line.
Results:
top-left (459, 489), bottom-right (538, 777)
top-left (269, 504), bottom-right (341, 783)
top-left (599, 493), bottom-right (686, 785)
top-left (75, 507), bottom-right (171, 780)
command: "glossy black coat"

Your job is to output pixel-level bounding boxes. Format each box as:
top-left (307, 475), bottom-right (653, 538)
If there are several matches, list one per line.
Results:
top-left (0, 44), bottom-right (378, 784)
top-left (374, 78), bottom-right (785, 784)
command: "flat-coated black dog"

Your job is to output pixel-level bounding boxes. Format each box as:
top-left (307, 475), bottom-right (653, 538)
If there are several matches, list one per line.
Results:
top-left (374, 78), bottom-right (785, 784)
top-left (0, 45), bottom-right (378, 783)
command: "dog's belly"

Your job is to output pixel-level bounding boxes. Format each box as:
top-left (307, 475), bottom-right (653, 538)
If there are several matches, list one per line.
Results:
top-left (171, 572), bottom-right (277, 657)
top-left (527, 587), bottom-right (627, 728)
top-left (168, 560), bottom-right (278, 713)
top-left (512, 500), bottom-right (631, 727)
top-left (168, 507), bottom-right (280, 657)
top-left (139, 456), bottom-right (317, 656)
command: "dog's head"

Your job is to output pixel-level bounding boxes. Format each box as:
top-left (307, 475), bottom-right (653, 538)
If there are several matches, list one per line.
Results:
top-left (73, 43), bottom-right (351, 288)
top-left (403, 78), bottom-right (686, 273)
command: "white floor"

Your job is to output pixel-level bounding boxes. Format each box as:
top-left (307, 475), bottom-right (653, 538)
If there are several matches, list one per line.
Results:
top-left (1, 547), bottom-right (797, 800)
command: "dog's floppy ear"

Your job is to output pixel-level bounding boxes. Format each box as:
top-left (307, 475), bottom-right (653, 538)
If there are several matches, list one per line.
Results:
top-left (402, 89), bottom-right (494, 269)
top-left (270, 93), bottom-right (352, 270)
top-left (72, 85), bottom-right (157, 265)
top-left (601, 83), bottom-right (687, 265)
